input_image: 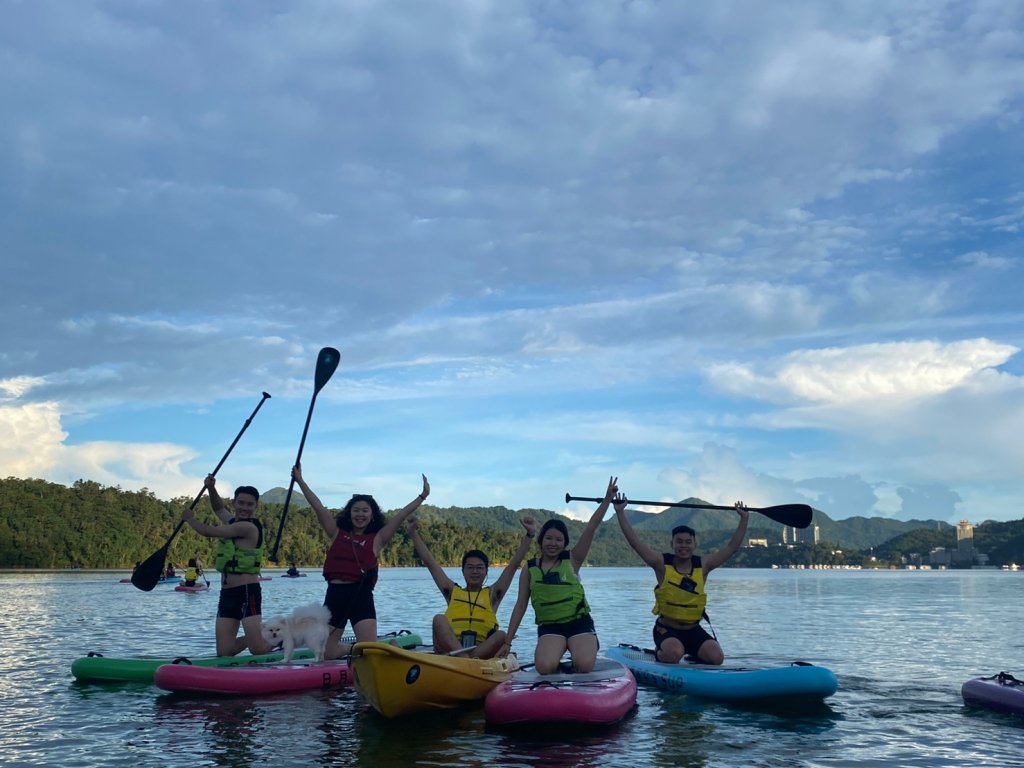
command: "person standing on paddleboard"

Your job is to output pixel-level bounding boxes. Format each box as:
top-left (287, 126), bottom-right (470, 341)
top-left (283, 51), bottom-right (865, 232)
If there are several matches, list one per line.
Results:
top-left (614, 492), bottom-right (749, 665)
top-left (291, 464), bottom-right (429, 660)
top-left (181, 475), bottom-right (272, 656)
top-left (407, 515), bottom-right (537, 658)
top-left (505, 476), bottom-right (618, 675)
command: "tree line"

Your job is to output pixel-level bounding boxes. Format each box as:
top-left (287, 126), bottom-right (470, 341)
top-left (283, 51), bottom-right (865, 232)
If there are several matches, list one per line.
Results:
top-left (1, 477), bottom-right (1021, 569)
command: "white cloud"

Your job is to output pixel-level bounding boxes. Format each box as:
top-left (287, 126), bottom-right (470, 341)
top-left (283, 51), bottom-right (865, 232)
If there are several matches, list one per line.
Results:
top-left (707, 339), bottom-right (1019, 405)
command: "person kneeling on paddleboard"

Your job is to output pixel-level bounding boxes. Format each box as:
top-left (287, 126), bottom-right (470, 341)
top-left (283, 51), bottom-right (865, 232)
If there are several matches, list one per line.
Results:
top-left (505, 477), bottom-right (618, 675)
top-left (614, 491), bottom-right (748, 665)
top-left (408, 515), bottom-right (536, 659)
top-left (181, 476), bottom-right (272, 657)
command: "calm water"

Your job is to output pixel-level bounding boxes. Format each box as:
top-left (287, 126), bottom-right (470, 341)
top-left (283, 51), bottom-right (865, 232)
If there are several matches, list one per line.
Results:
top-left (1, 567), bottom-right (1022, 767)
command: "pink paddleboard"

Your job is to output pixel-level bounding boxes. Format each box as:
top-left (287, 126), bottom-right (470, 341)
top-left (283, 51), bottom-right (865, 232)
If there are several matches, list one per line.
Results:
top-left (485, 657), bottom-right (636, 726)
top-left (154, 659), bottom-right (351, 695)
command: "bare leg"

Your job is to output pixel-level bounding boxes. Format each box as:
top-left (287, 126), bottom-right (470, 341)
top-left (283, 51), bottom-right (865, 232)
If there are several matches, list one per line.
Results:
top-left (567, 632), bottom-right (598, 673)
top-left (241, 614), bottom-right (271, 655)
top-left (534, 635), bottom-right (568, 675)
top-left (471, 630), bottom-right (507, 659)
top-left (431, 614), bottom-right (460, 654)
top-left (325, 626), bottom-right (349, 660)
top-left (656, 637), bottom-right (685, 664)
top-left (353, 617), bottom-right (378, 643)
top-left (696, 638), bottom-right (724, 665)
top-left (215, 617), bottom-right (243, 657)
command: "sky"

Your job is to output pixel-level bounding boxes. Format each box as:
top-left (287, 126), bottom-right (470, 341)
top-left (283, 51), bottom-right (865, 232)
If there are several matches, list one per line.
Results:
top-left (2, 1), bottom-right (1024, 525)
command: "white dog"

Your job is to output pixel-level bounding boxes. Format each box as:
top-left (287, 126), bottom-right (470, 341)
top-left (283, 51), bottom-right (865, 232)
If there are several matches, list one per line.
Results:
top-left (261, 602), bottom-right (332, 662)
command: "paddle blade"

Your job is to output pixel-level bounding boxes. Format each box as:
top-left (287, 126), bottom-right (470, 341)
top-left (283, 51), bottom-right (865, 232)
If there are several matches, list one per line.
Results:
top-left (131, 520), bottom-right (185, 591)
top-left (131, 546), bottom-right (170, 592)
top-left (758, 504), bottom-right (813, 529)
top-left (314, 347), bottom-right (341, 393)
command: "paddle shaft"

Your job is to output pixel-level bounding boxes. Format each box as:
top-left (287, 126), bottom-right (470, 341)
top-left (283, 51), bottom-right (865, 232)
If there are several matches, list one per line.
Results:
top-left (269, 348), bottom-right (340, 562)
top-left (564, 493), bottom-right (813, 529)
top-left (131, 392), bottom-right (272, 591)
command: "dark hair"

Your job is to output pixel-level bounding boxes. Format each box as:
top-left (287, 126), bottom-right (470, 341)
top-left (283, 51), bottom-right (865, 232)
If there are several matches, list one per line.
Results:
top-left (538, 519), bottom-right (570, 549)
top-left (234, 485), bottom-right (260, 501)
top-left (188, 557), bottom-right (198, 567)
top-left (671, 525), bottom-right (697, 538)
top-left (336, 494), bottom-right (385, 533)
top-left (461, 549), bottom-right (489, 569)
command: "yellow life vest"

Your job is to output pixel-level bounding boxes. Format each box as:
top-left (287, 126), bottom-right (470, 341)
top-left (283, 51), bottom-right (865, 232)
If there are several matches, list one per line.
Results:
top-left (653, 554), bottom-right (707, 624)
top-left (445, 586), bottom-right (499, 638)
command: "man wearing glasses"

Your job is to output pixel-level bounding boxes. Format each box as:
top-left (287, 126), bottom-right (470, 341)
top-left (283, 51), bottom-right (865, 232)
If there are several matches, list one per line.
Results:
top-left (408, 516), bottom-right (536, 658)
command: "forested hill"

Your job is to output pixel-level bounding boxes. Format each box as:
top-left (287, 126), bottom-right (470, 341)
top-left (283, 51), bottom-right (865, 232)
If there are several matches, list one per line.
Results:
top-left (0, 476), bottom-right (1000, 569)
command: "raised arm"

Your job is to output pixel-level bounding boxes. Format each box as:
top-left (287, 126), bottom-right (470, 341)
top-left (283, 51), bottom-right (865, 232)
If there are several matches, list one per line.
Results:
top-left (181, 506), bottom-right (255, 540)
top-left (408, 517), bottom-right (455, 598)
top-left (490, 517), bottom-right (537, 607)
top-left (502, 564), bottom-right (532, 657)
top-left (204, 475), bottom-right (232, 524)
top-left (613, 493), bottom-right (665, 572)
top-left (374, 475), bottom-right (430, 554)
top-left (291, 464), bottom-right (338, 538)
top-left (702, 501), bottom-right (750, 573)
top-left (570, 476), bottom-right (617, 571)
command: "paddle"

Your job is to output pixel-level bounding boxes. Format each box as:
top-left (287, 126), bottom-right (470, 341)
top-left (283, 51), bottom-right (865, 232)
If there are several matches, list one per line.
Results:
top-left (131, 392), bottom-right (272, 591)
top-left (269, 347), bottom-right (341, 562)
top-left (564, 493), bottom-right (813, 529)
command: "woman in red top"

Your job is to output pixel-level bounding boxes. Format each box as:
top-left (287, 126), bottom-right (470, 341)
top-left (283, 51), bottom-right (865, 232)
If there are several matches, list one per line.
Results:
top-left (292, 464), bottom-right (429, 659)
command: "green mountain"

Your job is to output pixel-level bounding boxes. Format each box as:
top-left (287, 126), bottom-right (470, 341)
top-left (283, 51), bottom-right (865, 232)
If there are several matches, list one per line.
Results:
top-left (0, 476), bottom-right (1017, 569)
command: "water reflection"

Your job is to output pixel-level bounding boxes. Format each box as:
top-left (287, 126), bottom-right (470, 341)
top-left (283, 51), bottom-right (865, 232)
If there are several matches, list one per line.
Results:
top-left (155, 696), bottom-right (267, 768)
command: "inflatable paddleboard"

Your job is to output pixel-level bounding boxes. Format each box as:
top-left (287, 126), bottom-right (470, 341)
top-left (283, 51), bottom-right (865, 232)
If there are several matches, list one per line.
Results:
top-left (606, 644), bottom-right (837, 702)
top-left (485, 656), bottom-right (636, 726)
top-left (174, 583), bottom-right (209, 592)
top-left (71, 630), bottom-right (421, 683)
top-left (962, 672), bottom-right (1024, 717)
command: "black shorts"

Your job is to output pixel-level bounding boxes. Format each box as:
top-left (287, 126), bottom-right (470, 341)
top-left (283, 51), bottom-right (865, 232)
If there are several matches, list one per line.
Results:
top-left (653, 619), bottom-right (713, 657)
top-left (217, 583), bottom-right (262, 621)
top-left (324, 582), bottom-right (376, 633)
top-left (537, 613), bottom-right (596, 640)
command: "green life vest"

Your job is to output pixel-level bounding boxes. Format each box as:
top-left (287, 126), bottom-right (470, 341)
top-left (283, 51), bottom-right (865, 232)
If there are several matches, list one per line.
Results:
top-left (528, 553), bottom-right (590, 625)
top-left (214, 519), bottom-right (264, 575)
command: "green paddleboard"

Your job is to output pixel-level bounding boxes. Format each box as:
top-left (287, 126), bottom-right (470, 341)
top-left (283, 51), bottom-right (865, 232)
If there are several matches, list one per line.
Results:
top-left (71, 630), bottom-right (422, 683)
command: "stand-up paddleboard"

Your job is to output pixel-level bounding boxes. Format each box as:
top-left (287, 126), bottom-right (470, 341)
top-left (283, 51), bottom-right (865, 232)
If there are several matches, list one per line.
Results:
top-left (606, 644), bottom-right (837, 702)
top-left (485, 656), bottom-right (636, 727)
top-left (962, 672), bottom-right (1024, 717)
top-left (154, 634), bottom-right (422, 695)
top-left (174, 582), bottom-right (210, 593)
top-left (71, 630), bottom-right (420, 684)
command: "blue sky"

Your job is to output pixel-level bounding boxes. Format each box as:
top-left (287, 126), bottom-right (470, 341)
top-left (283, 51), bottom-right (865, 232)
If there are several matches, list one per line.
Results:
top-left (2, 2), bottom-right (1023, 524)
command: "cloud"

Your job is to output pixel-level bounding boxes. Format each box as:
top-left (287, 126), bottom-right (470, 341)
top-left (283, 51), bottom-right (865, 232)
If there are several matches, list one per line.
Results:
top-left (707, 338), bottom-right (1019, 405)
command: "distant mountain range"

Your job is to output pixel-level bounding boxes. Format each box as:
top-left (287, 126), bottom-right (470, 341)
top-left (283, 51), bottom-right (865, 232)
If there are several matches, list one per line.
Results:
top-left (259, 488), bottom-right (953, 551)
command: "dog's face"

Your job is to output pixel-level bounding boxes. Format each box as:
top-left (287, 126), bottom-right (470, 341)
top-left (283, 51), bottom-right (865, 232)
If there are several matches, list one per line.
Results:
top-left (261, 618), bottom-right (289, 647)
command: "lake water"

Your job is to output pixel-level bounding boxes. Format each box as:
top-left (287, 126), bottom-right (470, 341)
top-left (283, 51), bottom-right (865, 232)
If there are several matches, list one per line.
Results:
top-left (1, 567), bottom-right (1022, 767)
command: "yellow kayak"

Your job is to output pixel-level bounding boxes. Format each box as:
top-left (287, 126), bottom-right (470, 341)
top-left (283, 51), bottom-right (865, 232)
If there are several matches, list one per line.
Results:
top-left (351, 642), bottom-right (519, 718)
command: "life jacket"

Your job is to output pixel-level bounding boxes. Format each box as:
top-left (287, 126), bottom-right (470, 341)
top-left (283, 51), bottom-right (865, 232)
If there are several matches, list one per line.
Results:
top-left (214, 519), bottom-right (264, 574)
top-left (323, 530), bottom-right (379, 588)
top-left (653, 554), bottom-right (707, 624)
top-left (445, 586), bottom-right (499, 639)
top-left (528, 552), bottom-right (590, 625)
top-left (184, 567), bottom-right (199, 582)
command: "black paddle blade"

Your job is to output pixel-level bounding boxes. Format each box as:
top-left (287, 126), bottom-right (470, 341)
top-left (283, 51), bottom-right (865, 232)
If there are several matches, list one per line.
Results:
top-left (314, 347), bottom-right (341, 393)
top-left (130, 546), bottom-right (170, 592)
top-left (757, 504), bottom-right (813, 529)
top-left (131, 520), bottom-right (185, 591)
